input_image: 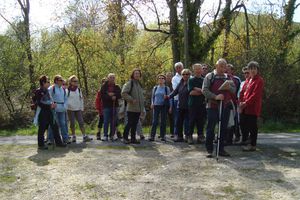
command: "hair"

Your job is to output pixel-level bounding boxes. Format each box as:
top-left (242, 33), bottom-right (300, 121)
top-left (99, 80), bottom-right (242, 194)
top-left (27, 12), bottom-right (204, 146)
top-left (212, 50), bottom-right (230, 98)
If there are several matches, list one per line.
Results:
top-left (107, 73), bottom-right (115, 78)
top-left (166, 72), bottom-right (173, 77)
top-left (39, 75), bottom-right (48, 86)
top-left (53, 75), bottom-right (63, 84)
top-left (130, 68), bottom-right (142, 79)
top-left (157, 74), bottom-right (166, 79)
top-left (242, 66), bottom-right (248, 72)
top-left (174, 62), bottom-right (183, 70)
top-left (227, 64), bottom-right (234, 70)
top-left (216, 58), bottom-right (227, 66)
top-left (181, 68), bottom-right (191, 75)
top-left (247, 61), bottom-right (259, 70)
top-left (192, 63), bottom-right (202, 70)
top-left (68, 75), bottom-right (78, 86)
top-left (101, 78), bottom-right (107, 84)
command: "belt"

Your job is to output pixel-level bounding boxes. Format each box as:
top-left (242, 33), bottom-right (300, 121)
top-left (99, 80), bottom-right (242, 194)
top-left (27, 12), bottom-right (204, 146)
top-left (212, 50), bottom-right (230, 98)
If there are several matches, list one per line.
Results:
top-left (54, 102), bottom-right (64, 104)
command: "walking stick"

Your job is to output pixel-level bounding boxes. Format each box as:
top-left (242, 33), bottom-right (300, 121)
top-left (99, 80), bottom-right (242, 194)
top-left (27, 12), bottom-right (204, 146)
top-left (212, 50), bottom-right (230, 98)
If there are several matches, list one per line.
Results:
top-left (111, 100), bottom-right (116, 141)
top-left (216, 100), bottom-right (223, 161)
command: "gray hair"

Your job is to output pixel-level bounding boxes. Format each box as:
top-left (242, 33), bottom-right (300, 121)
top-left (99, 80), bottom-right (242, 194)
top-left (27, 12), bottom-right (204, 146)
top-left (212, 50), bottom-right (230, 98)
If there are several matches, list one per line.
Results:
top-left (216, 58), bottom-right (227, 66)
top-left (181, 68), bottom-right (191, 75)
top-left (247, 61), bottom-right (259, 70)
top-left (192, 63), bottom-right (202, 70)
top-left (174, 62), bottom-right (184, 70)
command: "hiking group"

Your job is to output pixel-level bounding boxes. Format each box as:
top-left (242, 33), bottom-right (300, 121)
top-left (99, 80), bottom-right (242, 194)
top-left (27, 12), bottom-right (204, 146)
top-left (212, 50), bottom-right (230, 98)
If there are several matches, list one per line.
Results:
top-left (33, 58), bottom-right (264, 158)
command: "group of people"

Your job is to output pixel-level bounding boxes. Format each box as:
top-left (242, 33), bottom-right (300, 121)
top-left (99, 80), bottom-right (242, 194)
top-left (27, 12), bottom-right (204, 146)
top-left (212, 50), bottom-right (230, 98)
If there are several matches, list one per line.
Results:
top-left (33, 58), bottom-right (264, 158)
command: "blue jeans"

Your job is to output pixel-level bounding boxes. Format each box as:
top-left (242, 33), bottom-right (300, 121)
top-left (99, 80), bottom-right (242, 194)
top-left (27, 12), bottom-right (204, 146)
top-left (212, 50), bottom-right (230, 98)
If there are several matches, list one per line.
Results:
top-left (48, 111), bottom-right (69, 142)
top-left (206, 105), bottom-right (230, 153)
top-left (103, 107), bottom-right (118, 137)
top-left (150, 105), bottom-right (167, 138)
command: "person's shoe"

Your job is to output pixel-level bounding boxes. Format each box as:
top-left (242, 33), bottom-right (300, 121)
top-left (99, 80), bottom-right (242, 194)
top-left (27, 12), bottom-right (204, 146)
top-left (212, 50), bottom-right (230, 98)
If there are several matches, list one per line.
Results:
top-left (148, 137), bottom-right (155, 142)
top-left (238, 139), bottom-right (250, 146)
top-left (83, 135), bottom-right (92, 142)
top-left (158, 135), bottom-right (161, 139)
top-left (170, 134), bottom-right (174, 138)
top-left (174, 137), bottom-right (184, 142)
top-left (117, 131), bottom-right (123, 139)
top-left (109, 136), bottom-right (115, 142)
top-left (184, 135), bottom-right (188, 143)
top-left (161, 137), bottom-right (166, 142)
top-left (64, 138), bottom-right (71, 144)
top-left (219, 150), bottom-right (231, 157)
top-left (47, 140), bottom-right (53, 145)
top-left (188, 136), bottom-right (194, 144)
top-left (131, 139), bottom-right (140, 144)
top-left (38, 146), bottom-right (48, 150)
top-left (206, 151), bottom-right (213, 158)
top-left (140, 134), bottom-right (145, 140)
top-left (96, 132), bottom-right (101, 140)
top-left (56, 143), bottom-right (67, 148)
top-left (197, 135), bottom-right (206, 144)
top-left (234, 136), bottom-right (240, 143)
top-left (242, 145), bottom-right (256, 152)
top-left (123, 138), bottom-right (130, 144)
top-left (72, 136), bottom-right (76, 143)
top-left (102, 136), bottom-right (108, 142)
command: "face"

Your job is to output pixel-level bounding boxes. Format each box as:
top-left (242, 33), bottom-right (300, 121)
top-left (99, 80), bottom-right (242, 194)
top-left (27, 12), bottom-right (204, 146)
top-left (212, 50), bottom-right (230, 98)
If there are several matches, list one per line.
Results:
top-left (202, 66), bottom-right (208, 76)
top-left (71, 78), bottom-right (78, 86)
top-left (182, 71), bottom-right (190, 81)
top-left (108, 75), bottom-right (115, 83)
top-left (216, 63), bottom-right (227, 74)
top-left (157, 76), bottom-right (166, 84)
top-left (56, 77), bottom-right (63, 86)
top-left (133, 70), bottom-right (141, 80)
top-left (226, 66), bottom-right (233, 75)
top-left (243, 70), bottom-right (250, 79)
top-left (166, 73), bottom-right (172, 82)
top-left (193, 66), bottom-right (202, 76)
top-left (249, 67), bottom-right (258, 78)
top-left (176, 66), bottom-right (183, 74)
top-left (44, 79), bottom-right (50, 88)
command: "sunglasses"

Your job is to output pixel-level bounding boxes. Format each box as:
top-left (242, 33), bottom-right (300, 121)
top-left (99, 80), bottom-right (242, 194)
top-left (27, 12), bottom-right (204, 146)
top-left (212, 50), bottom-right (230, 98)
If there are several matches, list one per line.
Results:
top-left (182, 74), bottom-right (190, 76)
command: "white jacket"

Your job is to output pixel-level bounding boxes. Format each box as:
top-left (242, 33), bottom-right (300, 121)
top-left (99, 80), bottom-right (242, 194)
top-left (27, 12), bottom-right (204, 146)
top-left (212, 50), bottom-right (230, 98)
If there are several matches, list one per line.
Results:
top-left (66, 88), bottom-right (84, 111)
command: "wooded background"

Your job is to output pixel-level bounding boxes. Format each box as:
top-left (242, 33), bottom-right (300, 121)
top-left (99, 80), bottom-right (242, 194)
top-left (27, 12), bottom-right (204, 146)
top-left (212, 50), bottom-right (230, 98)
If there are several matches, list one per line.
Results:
top-left (0, 0), bottom-right (299, 128)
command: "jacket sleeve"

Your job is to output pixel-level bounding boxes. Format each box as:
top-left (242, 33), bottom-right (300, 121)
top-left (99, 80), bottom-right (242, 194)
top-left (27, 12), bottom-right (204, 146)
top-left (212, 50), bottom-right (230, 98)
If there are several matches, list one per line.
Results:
top-left (245, 78), bottom-right (264, 106)
top-left (202, 73), bottom-right (216, 100)
top-left (151, 87), bottom-right (155, 105)
top-left (167, 86), bottom-right (172, 105)
top-left (101, 84), bottom-right (112, 101)
top-left (115, 85), bottom-right (122, 100)
top-left (188, 78), bottom-right (194, 93)
top-left (239, 80), bottom-right (247, 102)
top-left (36, 90), bottom-right (51, 110)
top-left (80, 89), bottom-right (84, 111)
top-left (121, 81), bottom-right (134, 103)
top-left (95, 91), bottom-right (102, 114)
top-left (169, 83), bottom-right (179, 99)
top-left (64, 89), bottom-right (68, 110)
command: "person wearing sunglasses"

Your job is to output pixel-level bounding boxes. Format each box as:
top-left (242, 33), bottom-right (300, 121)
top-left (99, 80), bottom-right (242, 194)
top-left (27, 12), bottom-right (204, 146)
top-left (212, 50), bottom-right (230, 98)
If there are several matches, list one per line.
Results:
top-left (168, 69), bottom-right (191, 142)
top-left (48, 75), bottom-right (70, 145)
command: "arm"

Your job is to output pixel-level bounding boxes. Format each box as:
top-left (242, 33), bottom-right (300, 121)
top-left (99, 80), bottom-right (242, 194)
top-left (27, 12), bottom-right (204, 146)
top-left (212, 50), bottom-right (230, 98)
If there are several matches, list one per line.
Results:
top-left (121, 81), bottom-right (134, 103)
top-left (36, 90), bottom-right (51, 110)
top-left (115, 85), bottom-right (122, 100)
top-left (80, 89), bottom-right (84, 111)
top-left (169, 83), bottom-right (180, 99)
top-left (202, 73), bottom-right (216, 100)
top-left (244, 78), bottom-right (264, 106)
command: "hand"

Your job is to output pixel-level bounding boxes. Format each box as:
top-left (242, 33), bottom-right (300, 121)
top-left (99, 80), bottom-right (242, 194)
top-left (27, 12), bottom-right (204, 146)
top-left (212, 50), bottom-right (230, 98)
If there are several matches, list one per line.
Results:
top-left (112, 96), bottom-right (116, 101)
top-left (108, 92), bottom-right (115, 96)
top-left (239, 102), bottom-right (246, 110)
top-left (215, 94), bottom-right (224, 101)
top-left (164, 95), bottom-right (169, 99)
top-left (150, 104), bottom-right (154, 110)
top-left (51, 103), bottom-right (57, 109)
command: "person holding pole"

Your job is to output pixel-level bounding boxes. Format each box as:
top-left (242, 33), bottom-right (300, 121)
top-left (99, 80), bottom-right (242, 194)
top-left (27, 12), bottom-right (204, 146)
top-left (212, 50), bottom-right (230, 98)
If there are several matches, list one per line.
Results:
top-left (202, 58), bottom-right (236, 158)
top-left (100, 73), bottom-right (121, 141)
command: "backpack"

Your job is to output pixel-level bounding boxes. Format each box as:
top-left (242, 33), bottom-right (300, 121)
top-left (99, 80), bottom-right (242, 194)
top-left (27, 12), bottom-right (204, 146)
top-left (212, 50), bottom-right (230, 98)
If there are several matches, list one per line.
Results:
top-left (124, 80), bottom-right (134, 107)
top-left (52, 85), bottom-right (66, 97)
top-left (152, 86), bottom-right (169, 106)
top-left (67, 87), bottom-right (82, 98)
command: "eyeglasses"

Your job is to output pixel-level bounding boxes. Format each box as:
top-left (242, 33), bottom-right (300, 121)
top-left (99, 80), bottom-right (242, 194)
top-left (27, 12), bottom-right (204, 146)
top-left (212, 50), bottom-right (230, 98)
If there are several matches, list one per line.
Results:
top-left (158, 77), bottom-right (165, 80)
top-left (57, 79), bottom-right (63, 82)
top-left (202, 68), bottom-right (208, 70)
top-left (72, 80), bottom-right (78, 83)
top-left (182, 74), bottom-right (190, 76)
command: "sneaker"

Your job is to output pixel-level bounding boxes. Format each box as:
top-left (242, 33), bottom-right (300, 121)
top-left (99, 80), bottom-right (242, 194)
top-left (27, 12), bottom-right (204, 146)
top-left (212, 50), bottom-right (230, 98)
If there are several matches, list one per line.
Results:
top-left (47, 140), bottom-right (53, 145)
top-left (206, 151), bottom-right (213, 158)
top-left (170, 134), bottom-right (174, 138)
top-left (188, 136), bottom-right (194, 144)
top-left (184, 135), bottom-right (188, 143)
top-left (96, 132), bottom-right (101, 140)
top-left (72, 136), bottom-right (76, 143)
top-left (148, 137), bottom-right (155, 142)
top-left (123, 138), bottom-right (130, 144)
top-left (158, 135), bottom-right (161, 139)
top-left (64, 138), bottom-right (71, 144)
top-left (219, 150), bottom-right (231, 157)
top-left (242, 145), bottom-right (256, 152)
top-left (38, 146), bottom-right (48, 150)
top-left (102, 136), bottom-right (108, 142)
top-left (83, 135), bottom-right (92, 142)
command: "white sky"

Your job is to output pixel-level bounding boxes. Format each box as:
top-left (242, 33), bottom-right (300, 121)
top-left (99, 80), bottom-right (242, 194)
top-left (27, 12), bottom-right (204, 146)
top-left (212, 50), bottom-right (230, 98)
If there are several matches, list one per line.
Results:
top-left (0, 0), bottom-right (299, 35)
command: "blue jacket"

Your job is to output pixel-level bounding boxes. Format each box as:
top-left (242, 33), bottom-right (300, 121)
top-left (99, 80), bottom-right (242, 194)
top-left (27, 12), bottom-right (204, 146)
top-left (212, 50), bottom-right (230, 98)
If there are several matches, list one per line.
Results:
top-left (49, 84), bottom-right (68, 112)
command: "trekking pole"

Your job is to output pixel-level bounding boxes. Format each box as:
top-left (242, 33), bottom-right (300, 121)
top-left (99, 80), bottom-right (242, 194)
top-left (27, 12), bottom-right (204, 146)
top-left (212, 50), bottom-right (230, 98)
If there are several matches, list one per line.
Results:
top-left (111, 100), bottom-right (116, 141)
top-left (216, 100), bottom-right (223, 161)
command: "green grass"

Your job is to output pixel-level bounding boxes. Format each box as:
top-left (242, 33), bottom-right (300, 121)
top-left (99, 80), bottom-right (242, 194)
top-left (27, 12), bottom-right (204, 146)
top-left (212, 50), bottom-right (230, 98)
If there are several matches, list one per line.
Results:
top-left (259, 120), bottom-right (300, 133)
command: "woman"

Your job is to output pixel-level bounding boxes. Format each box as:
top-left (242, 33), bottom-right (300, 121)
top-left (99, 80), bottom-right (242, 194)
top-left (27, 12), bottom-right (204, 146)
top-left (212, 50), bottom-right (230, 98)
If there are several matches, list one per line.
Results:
top-left (34, 75), bottom-right (66, 150)
top-left (66, 75), bottom-right (92, 143)
top-left (121, 69), bottom-right (145, 144)
top-left (239, 61), bottom-right (264, 151)
top-left (149, 74), bottom-right (172, 142)
top-left (168, 69), bottom-right (191, 142)
top-left (95, 78), bottom-right (106, 140)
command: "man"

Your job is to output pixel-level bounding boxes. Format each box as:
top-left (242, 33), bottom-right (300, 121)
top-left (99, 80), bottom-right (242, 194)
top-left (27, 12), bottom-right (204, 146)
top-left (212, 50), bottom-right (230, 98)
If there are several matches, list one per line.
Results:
top-left (202, 58), bottom-right (236, 157)
top-left (226, 64), bottom-right (242, 144)
top-left (188, 64), bottom-right (206, 144)
top-left (101, 73), bottom-right (122, 141)
top-left (239, 61), bottom-right (264, 151)
top-left (165, 72), bottom-right (174, 137)
top-left (48, 75), bottom-right (70, 144)
top-left (201, 64), bottom-right (209, 77)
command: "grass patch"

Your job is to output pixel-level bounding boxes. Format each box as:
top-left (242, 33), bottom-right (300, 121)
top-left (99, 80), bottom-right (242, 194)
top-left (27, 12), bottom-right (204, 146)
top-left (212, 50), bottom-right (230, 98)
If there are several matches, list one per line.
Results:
top-left (259, 120), bottom-right (300, 133)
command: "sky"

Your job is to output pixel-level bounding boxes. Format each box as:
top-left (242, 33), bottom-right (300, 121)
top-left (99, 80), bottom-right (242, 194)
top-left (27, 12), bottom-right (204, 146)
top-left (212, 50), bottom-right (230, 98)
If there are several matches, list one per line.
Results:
top-left (0, 0), bottom-right (299, 35)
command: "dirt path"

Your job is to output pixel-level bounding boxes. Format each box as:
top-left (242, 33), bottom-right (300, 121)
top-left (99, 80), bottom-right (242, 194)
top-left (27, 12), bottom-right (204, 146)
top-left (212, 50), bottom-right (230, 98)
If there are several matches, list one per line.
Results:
top-left (0, 133), bottom-right (299, 200)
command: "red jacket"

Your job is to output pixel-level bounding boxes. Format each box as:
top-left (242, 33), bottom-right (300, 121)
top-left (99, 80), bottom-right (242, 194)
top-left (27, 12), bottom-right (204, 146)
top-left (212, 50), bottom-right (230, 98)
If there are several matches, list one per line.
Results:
top-left (95, 91), bottom-right (103, 116)
top-left (239, 74), bottom-right (264, 116)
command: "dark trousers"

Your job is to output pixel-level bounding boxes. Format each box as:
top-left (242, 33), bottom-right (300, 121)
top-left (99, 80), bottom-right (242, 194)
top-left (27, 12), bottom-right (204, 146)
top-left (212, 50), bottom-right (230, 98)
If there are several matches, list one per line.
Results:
top-left (226, 104), bottom-right (241, 143)
top-left (175, 108), bottom-right (189, 139)
top-left (123, 111), bottom-right (140, 141)
top-left (38, 109), bottom-right (63, 147)
top-left (167, 105), bottom-right (174, 135)
top-left (240, 113), bottom-right (258, 146)
top-left (206, 106), bottom-right (230, 153)
top-left (188, 104), bottom-right (206, 137)
top-left (97, 115), bottom-right (104, 129)
top-left (151, 105), bottom-right (167, 138)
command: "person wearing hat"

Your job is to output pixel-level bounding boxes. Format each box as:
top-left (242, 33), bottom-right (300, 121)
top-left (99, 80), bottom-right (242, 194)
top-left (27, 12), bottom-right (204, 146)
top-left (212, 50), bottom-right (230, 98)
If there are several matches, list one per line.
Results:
top-left (239, 61), bottom-right (264, 151)
top-left (149, 74), bottom-right (172, 142)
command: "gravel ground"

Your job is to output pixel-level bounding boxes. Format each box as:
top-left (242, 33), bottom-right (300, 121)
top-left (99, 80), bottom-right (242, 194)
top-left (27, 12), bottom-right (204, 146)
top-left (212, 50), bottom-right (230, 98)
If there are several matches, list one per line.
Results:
top-left (0, 133), bottom-right (299, 200)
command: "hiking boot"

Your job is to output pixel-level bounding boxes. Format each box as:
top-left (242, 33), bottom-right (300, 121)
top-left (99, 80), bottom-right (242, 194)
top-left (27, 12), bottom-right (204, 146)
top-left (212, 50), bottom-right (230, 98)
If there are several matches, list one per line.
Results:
top-left (64, 138), bottom-right (71, 144)
top-left (161, 136), bottom-right (166, 142)
top-left (96, 132), bottom-right (101, 140)
top-left (140, 134), bottom-right (145, 140)
top-left (148, 137), bottom-right (155, 142)
top-left (219, 150), bottom-right (231, 157)
top-left (38, 146), bottom-right (48, 150)
top-left (207, 151), bottom-right (213, 158)
top-left (242, 145), bottom-right (256, 152)
top-left (123, 138), bottom-right (130, 144)
top-left (83, 135), bottom-right (92, 142)
top-left (102, 136), bottom-right (108, 142)
top-left (72, 136), bottom-right (76, 143)
top-left (188, 136), bottom-right (194, 144)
